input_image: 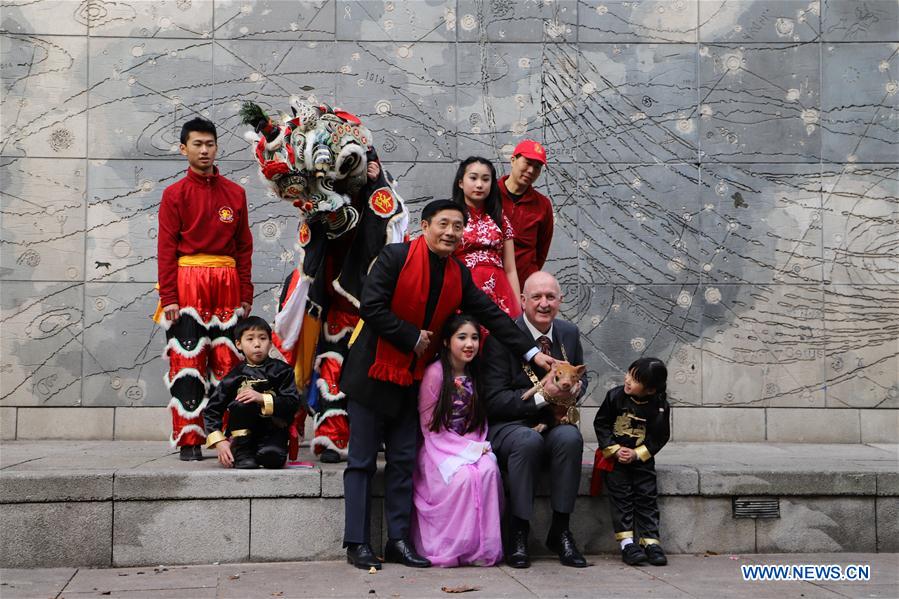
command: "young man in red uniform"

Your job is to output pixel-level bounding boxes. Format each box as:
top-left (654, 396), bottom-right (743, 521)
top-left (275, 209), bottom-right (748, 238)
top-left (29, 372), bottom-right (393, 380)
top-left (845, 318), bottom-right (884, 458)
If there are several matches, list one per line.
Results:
top-left (156, 117), bottom-right (254, 460)
top-left (498, 139), bottom-right (554, 287)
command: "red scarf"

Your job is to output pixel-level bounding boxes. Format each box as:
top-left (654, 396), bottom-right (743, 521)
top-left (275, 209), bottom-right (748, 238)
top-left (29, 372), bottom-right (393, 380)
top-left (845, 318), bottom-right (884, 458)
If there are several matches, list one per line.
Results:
top-left (368, 236), bottom-right (462, 386)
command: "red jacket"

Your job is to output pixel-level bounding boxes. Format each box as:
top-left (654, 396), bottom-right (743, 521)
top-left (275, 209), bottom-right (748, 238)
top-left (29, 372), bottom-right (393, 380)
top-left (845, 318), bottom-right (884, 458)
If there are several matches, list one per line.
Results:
top-left (498, 175), bottom-right (554, 286)
top-left (157, 167), bottom-right (253, 307)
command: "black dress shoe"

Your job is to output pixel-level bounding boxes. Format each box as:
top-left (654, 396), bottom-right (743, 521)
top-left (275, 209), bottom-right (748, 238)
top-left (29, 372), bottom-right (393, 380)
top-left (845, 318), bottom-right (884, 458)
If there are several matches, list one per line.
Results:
top-left (347, 543), bottom-right (381, 570)
top-left (320, 448), bottom-right (342, 463)
top-left (546, 530), bottom-right (587, 568)
top-left (383, 539), bottom-right (431, 568)
top-left (505, 529), bottom-right (530, 568)
top-left (621, 543), bottom-right (647, 565)
top-left (179, 445), bottom-right (203, 461)
top-left (643, 543), bottom-right (668, 566)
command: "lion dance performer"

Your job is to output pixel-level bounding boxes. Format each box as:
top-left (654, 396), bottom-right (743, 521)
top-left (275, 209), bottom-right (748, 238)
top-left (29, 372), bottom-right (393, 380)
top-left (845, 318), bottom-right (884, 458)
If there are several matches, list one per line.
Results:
top-left (241, 98), bottom-right (408, 462)
top-left (155, 117), bottom-right (253, 460)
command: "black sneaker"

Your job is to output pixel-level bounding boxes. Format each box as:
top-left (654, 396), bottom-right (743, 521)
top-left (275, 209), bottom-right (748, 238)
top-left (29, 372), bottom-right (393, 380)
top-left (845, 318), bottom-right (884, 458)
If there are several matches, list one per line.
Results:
top-left (643, 543), bottom-right (667, 566)
top-left (320, 449), bottom-right (342, 463)
top-left (621, 543), bottom-right (647, 566)
top-left (179, 445), bottom-right (203, 461)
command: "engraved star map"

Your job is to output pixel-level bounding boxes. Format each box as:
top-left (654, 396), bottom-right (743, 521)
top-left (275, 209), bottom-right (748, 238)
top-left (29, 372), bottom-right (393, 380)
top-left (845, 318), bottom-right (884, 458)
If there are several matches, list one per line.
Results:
top-left (1, 1), bottom-right (896, 438)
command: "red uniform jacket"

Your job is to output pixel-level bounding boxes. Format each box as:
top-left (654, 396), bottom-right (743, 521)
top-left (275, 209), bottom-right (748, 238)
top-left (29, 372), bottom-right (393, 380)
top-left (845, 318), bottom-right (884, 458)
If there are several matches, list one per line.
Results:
top-left (157, 167), bottom-right (253, 307)
top-left (498, 174), bottom-right (554, 286)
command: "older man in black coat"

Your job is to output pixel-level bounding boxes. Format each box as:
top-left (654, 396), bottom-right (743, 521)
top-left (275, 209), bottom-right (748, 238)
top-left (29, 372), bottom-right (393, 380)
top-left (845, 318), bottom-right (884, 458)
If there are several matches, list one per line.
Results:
top-left (340, 199), bottom-right (554, 570)
top-left (483, 271), bottom-right (589, 569)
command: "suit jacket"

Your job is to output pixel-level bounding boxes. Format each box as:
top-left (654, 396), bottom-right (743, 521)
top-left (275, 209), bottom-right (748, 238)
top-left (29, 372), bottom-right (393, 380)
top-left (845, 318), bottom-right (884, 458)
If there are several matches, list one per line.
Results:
top-left (341, 242), bottom-right (535, 417)
top-left (484, 316), bottom-right (588, 439)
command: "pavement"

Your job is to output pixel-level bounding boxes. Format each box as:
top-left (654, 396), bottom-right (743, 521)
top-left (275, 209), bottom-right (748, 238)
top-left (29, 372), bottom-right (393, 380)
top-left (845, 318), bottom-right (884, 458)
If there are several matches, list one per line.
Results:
top-left (2, 553), bottom-right (897, 599)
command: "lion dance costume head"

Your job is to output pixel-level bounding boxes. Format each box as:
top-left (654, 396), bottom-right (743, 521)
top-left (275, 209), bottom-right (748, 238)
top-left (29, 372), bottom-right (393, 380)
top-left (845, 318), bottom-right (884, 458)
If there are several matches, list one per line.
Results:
top-left (241, 97), bottom-right (408, 463)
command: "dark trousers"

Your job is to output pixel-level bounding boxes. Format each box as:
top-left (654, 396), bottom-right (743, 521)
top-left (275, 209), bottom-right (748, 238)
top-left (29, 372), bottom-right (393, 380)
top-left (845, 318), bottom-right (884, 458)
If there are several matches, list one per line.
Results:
top-left (227, 401), bottom-right (289, 469)
top-left (489, 423), bottom-right (583, 521)
top-left (602, 458), bottom-right (661, 541)
top-left (343, 393), bottom-right (418, 546)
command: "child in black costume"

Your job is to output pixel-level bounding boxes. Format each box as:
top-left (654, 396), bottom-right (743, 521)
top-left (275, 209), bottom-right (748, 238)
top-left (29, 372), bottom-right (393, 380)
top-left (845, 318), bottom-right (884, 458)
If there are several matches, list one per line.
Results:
top-left (204, 316), bottom-right (302, 469)
top-left (593, 357), bottom-right (670, 566)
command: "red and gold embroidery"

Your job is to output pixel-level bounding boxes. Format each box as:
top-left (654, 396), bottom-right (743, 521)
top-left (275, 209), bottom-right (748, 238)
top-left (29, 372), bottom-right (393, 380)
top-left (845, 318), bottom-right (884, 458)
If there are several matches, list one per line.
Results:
top-left (298, 221), bottom-right (311, 246)
top-left (218, 206), bottom-right (235, 223)
top-left (368, 187), bottom-right (396, 217)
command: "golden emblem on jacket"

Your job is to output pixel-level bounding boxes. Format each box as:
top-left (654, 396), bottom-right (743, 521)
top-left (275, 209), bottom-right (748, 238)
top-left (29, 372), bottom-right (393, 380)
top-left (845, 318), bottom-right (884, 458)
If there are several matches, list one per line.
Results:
top-left (613, 412), bottom-right (646, 446)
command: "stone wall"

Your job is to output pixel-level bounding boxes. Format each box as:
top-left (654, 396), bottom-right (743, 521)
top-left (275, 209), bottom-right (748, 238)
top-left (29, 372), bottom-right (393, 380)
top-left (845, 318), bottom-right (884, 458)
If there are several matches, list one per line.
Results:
top-left (1, 0), bottom-right (897, 442)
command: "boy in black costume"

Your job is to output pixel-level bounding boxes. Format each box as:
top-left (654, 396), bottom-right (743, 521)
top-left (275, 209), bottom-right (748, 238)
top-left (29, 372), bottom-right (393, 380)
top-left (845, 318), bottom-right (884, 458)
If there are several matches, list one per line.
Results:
top-left (593, 357), bottom-right (670, 566)
top-left (204, 316), bottom-right (302, 469)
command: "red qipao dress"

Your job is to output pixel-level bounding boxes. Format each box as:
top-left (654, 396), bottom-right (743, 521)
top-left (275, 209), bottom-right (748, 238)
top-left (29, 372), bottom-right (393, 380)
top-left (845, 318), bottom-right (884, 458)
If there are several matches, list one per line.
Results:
top-left (455, 207), bottom-right (521, 318)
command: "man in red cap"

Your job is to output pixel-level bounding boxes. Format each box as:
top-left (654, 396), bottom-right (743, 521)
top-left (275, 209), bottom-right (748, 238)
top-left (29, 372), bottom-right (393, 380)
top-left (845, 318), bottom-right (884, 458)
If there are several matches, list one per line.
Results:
top-left (499, 139), bottom-right (554, 287)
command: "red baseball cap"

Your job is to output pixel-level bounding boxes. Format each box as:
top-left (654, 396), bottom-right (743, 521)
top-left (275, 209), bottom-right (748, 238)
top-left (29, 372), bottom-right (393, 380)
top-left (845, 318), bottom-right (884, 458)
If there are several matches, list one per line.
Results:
top-left (511, 139), bottom-right (547, 165)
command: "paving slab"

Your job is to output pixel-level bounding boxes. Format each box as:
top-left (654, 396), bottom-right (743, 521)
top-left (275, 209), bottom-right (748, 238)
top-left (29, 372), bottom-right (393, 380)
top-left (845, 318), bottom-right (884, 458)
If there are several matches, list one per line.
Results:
top-left (0, 470), bottom-right (113, 503)
top-left (1, 501), bottom-right (112, 567)
top-left (0, 567), bottom-right (76, 599)
top-left (4, 554), bottom-right (897, 599)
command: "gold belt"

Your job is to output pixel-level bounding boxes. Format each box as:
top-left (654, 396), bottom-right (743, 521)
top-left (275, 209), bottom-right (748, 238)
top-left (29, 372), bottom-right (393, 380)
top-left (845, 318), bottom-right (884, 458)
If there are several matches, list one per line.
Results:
top-left (178, 254), bottom-right (235, 268)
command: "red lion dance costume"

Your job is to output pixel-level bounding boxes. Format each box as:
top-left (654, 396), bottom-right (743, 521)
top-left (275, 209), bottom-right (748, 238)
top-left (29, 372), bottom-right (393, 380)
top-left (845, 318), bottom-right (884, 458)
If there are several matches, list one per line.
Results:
top-left (241, 98), bottom-right (408, 462)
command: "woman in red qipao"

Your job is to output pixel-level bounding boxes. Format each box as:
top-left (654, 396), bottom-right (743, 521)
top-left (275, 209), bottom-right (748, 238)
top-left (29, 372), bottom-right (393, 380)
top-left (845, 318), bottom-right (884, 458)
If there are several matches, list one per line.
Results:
top-left (451, 157), bottom-right (521, 319)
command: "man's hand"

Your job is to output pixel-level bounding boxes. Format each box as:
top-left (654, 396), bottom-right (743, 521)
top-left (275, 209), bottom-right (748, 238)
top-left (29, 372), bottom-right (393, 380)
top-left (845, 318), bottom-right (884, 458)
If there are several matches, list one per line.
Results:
top-left (414, 330), bottom-right (433, 357)
top-left (533, 351), bottom-right (555, 372)
top-left (163, 303), bottom-right (180, 322)
top-left (617, 447), bottom-right (636, 464)
top-left (367, 161), bottom-right (381, 181)
top-left (240, 301), bottom-right (252, 316)
top-left (236, 388), bottom-right (265, 405)
top-left (216, 440), bottom-right (234, 468)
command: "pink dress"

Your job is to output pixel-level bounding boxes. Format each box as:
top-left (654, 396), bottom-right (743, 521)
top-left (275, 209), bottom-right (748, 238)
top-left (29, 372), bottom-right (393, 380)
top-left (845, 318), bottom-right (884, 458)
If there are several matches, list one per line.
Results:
top-left (455, 206), bottom-right (521, 318)
top-left (411, 361), bottom-right (503, 567)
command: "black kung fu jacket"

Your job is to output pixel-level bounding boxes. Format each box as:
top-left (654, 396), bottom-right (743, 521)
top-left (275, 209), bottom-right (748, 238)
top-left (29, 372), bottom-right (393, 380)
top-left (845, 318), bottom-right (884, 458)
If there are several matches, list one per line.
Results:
top-left (203, 357), bottom-right (303, 448)
top-left (593, 385), bottom-right (671, 463)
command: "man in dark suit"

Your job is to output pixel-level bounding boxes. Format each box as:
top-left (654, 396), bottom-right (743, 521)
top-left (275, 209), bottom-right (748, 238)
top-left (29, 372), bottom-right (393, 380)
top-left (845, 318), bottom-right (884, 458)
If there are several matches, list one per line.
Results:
top-left (341, 199), bottom-right (554, 570)
top-left (483, 271), bottom-right (589, 569)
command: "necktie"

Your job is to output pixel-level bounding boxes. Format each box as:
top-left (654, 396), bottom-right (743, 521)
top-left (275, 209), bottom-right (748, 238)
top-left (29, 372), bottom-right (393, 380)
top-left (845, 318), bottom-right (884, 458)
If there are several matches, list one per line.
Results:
top-left (537, 335), bottom-right (552, 356)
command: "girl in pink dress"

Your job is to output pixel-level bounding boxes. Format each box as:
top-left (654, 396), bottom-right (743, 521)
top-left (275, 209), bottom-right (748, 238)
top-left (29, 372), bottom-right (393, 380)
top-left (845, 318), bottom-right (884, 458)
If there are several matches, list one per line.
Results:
top-left (452, 157), bottom-right (522, 318)
top-left (411, 314), bottom-right (503, 567)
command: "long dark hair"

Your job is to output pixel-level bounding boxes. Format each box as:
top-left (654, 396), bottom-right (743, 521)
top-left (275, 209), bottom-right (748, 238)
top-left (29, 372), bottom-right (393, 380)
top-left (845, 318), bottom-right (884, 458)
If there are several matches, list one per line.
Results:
top-left (428, 314), bottom-right (487, 434)
top-left (451, 156), bottom-right (503, 231)
top-left (628, 357), bottom-right (668, 395)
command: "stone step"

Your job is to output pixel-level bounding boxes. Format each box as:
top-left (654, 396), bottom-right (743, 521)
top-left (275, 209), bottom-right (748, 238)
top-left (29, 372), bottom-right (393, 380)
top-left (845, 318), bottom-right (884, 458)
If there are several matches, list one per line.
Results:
top-left (1, 441), bottom-right (896, 567)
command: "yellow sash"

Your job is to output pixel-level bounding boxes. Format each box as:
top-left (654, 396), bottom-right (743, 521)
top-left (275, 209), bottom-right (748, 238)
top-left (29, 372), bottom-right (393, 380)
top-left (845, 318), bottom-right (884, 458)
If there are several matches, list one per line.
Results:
top-left (177, 254), bottom-right (235, 268)
top-left (152, 255), bottom-right (236, 322)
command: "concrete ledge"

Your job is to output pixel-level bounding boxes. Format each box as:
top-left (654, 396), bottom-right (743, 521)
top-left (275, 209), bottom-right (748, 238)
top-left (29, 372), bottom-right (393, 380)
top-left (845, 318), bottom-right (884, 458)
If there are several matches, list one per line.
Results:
top-left (16, 408), bottom-right (114, 440)
top-left (700, 471), bottom-right (877, 497)
top-left (766, 408), bottom-right (860, 443)
top-left (0, 407), bottom-right (16, 440)
top-left (673, 408), bottom-right (766, 442)
top-left (0, 471), bottom-right (113, 503)
top-left (114, 469), bottom-right (322, 500)
top-left (1, 441), bottom-right (896, 567)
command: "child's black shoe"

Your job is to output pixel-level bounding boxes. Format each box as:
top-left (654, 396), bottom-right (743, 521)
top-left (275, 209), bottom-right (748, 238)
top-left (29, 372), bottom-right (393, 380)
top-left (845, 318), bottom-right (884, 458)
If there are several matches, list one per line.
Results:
top-left (231, 434), bottom-right (258, 469)
top-left (643, 543), bottom-right (667, 566)
top-left (621, 543), bottom-right (647, 565)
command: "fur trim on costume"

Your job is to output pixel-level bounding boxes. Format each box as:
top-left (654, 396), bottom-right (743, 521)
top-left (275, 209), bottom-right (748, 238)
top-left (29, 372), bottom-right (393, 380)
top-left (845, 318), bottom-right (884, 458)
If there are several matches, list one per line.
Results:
top-left (315, 377), bottom-right (346, 402)
top-left (167, 395), bottom-right (210, 420)
top-left (159, 306), bottom-right (243, 331)
top-left (331, 278), bottom-right (361, 310)
top-left (322, 324), bottom-right (354, 343)
top-left (163, 368), bottom-right (209, 391)
top-left (312, 408), bottom-right (349, 426)
top-left (313, 351), bottom-right (345, 371)
top-left (387, 202), bottom-right (410, 245)
top-left (273, 270), bottom-right (311, 351)
top-left (162, 336), bottom-right (210, 359)
top-left (310, 435), bottom-right (349, 457)
top-left (170, 424), bottom-right (207, 448)
top-left (209, 335), bottom-right (242, 358)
